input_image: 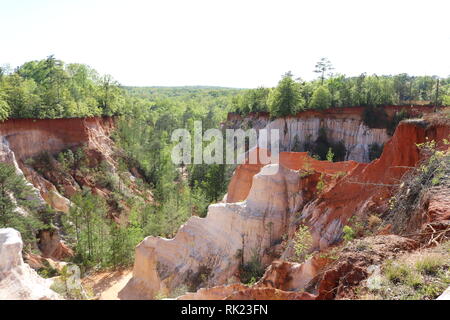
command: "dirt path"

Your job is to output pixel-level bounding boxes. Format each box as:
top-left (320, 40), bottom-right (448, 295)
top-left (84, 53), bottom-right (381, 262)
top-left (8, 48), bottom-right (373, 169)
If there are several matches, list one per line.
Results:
top-left (82, 268), bottom-right (132, 300)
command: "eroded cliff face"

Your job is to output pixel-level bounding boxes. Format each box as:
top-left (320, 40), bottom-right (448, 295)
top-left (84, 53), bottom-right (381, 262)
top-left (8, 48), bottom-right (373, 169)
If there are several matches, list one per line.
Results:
top-left (0, 117), bottom-right (116, 213)
top-left (301, 119), bottom-right (450, 250)
top-left (226, 106), bottom-right (434, 163)
top-left (120, 155), bottom-right (358, 299)
top-left (120, 164), bottom-right (338, 299)
top-left (0, 117), bottom-right (115, 161)
top-left (123, 116), bottom-right (449, 300)
top-left (0, 117), bottom-right (117, 260)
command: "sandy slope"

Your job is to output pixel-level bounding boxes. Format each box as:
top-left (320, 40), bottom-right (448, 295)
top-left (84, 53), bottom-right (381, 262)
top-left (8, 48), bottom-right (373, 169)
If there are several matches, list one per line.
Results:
top-left (82, 269), bottom-right (132, 300)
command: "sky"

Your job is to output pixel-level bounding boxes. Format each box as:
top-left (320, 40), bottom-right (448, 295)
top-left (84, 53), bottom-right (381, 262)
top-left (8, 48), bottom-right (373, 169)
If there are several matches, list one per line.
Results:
top-left (0, 0), bottom-right (449, 88)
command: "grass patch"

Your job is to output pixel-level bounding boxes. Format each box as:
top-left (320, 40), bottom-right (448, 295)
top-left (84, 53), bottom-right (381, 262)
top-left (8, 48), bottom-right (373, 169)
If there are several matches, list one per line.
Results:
top-left (359, 242), bottom-right (450, 300)
top-left (415, 254), bottom-right (446, 276)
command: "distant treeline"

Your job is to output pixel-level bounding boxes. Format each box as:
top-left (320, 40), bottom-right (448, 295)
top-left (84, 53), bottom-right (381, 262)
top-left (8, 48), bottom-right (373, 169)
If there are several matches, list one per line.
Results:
top-left (2, 56), bottom-right (449, 122)
top-left (231, 72), bottom-right (450, 118)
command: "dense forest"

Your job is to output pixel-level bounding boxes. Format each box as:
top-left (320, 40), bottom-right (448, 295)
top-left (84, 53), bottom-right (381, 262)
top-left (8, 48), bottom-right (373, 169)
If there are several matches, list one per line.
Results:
top-left (0, 56), bottom-right (125, 120)
top-left (231, 70), bottom-right (450, 118)
top-left (1, 56), bottom-right (449, 275)
top-left (1, 56), bottom-right (448, 122)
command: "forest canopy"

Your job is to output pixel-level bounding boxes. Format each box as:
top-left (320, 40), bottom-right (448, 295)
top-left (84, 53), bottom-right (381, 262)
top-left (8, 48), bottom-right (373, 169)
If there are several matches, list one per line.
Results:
top-left (232, 72), bottom-right (450, 116)
top-left (1, 56), bottom-right (449, 122)
top-left (0, 56), bottom-right (125, 120)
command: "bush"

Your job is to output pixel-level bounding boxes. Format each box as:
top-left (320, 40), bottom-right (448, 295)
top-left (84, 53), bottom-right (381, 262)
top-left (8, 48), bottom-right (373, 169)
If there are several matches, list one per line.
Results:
top-left (368, 143), bottom-right (384, 161)
top-left (292, 225), bottom-right (313, 262)
top-left (387, 109), bottom-right (413, 135)
top-left (304, 128), bottom-right (347, 161)
top-left (362, 106), bottom-right (389, 128)
top-left (342, 225), bottom-right (356, 242)
top-left (239, 251), bottom-right (265, 285)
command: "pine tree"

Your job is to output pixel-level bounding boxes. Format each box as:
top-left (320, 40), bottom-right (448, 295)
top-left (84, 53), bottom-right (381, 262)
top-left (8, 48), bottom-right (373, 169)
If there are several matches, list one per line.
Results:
top-left (269, 73), bottom-right (304, 117)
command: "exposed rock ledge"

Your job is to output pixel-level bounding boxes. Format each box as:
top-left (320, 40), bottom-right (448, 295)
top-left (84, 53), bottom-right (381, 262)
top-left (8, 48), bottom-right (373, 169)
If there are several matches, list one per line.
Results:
top-left (226, 105), bottom-right (435, 162)
top-left (0, 228), bottom-right (61, 300)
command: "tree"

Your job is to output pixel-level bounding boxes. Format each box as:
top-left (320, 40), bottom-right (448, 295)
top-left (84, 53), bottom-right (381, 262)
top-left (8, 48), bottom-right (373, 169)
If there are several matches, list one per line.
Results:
top-left (314, 58), bottom-right (334, 85)
top-left (97, 74), bottom-right (125, 116)
top-left (326, 75), bottom-right (345, 107)
top-left (0, 163), bottom-right (43, 246)
top-left (309, 86), bottom-right (332, 109)
top-left (65, 189), bottom-right (109, 268)
top-left (0, 93), bottom-right (11, 121)
top-left (269, 73), bottom-right (305, 117)
top-left (201, 164), bottom-right (226, 202)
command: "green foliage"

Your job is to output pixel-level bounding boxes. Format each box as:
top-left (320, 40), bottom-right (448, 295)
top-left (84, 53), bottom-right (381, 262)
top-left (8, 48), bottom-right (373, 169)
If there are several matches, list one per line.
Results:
top-left (364, 246), bottom-right (450, 300)
top-left (316, 173), bottom-right (326, 194)
top-left (368, 142), bottom-right (384, 161)
top-left (0, 56), bottom-right (125, 119)
top-left (50, 265), bottom-right (88, 300)
top-left (292, 225), bottom-right (313, 263)
top-left (0, 93), bottom-right (11, 121)
top-left (239, 251), bottom-right (265, 285)
top-left (269, 73), bottom-right (305, 117)
top-left (415, 255), bottom-right (446, 276)
top-left (114, 86), bottom-right (237, 239)
top-left (64, 189), bottom-right (109, 269)
top-left (304, 128), bottom-right (346, 161)
top-left (362, 105), bottom-right (389, 128)
top-left (233, 87), bottom-right (270, 114)
top-left (309, 86), bottom-right (332, 109)
top-left (326, 147), bottom-right (334, 162)
top-left (231, 69), bottom-right (449, 118)
top-left (314, 58), bottom-right (334, 85)
top-left (342, 225), bottom-right (356, 242)
top-left (384, 261), bottom-right (412, 284)
top-left (0, 162), bottom-right (44, 247)
top-left (387, 109), bottom-right (414, 135)
top-left (63, 189), bottom-right (146, 270)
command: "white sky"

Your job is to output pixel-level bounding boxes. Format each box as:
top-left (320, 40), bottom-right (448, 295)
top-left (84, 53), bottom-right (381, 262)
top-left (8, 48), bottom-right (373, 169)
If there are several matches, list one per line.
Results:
top-left (0, 0), bottom-right (449, 88)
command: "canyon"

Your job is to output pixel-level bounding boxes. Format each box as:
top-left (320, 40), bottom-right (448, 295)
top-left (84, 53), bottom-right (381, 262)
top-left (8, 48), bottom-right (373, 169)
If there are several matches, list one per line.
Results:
top-left (119, 107), bottom-right (450, 300)
top-left (0, 106), bottom-right (448, 300)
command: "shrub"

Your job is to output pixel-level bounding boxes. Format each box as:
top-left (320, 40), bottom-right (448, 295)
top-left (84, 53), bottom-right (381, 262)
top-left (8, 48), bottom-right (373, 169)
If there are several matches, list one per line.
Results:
top-left (367, 214), bottom-right (382, 231)
top-left (239, 251), bottom-right (265, 285)
top-left (187, 265), bottom-right (212, 292)
top-left (326, 148), bottom-right (334, 162)
top-left (292, 225), bottom-right (313, 262)
top-left (57, 149), bottom-right (75, 170)
top-left (316, 173), bottom-right (326, 194)
top-left (368, 143), bottom-right (384, 161)
top-left (387, 109), bottom-right (413, 136)
top-left (362, 106), bottom-right (389, 129)
top-left (304, 128), bottom-right (346, 161)
top-left (342, 225), bottom-right (356, 242)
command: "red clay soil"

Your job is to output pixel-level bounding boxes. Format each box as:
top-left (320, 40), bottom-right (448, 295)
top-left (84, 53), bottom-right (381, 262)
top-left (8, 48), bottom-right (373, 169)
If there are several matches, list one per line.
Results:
top-left (227, 150), bottom-right (358, 203)
top-left (0, 117), bottom-right (115, 160)
top-left (311, 235), bottom-right (419, 300)
top-left (313, 120), bottom-right (450, 228)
